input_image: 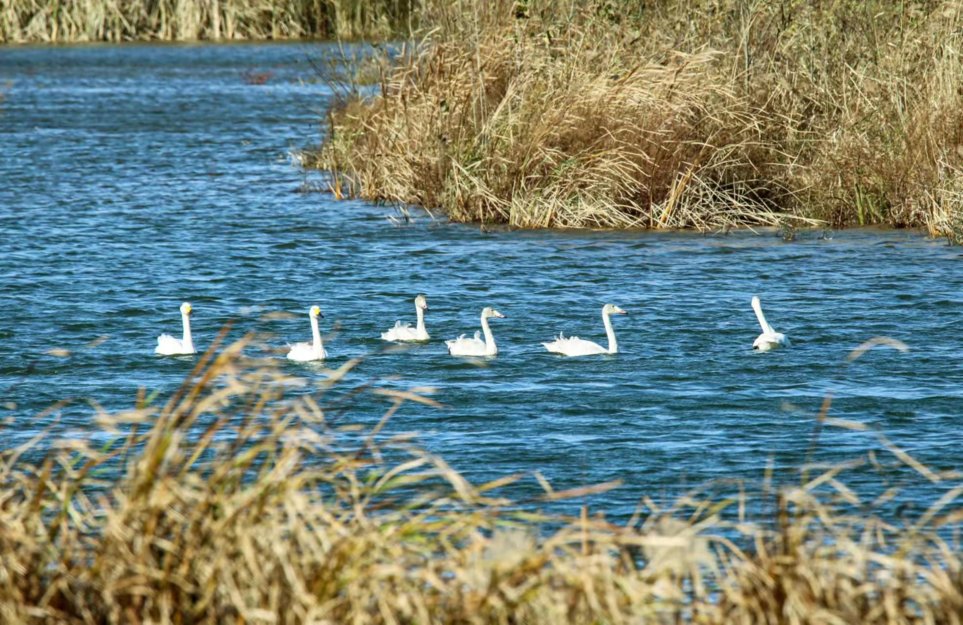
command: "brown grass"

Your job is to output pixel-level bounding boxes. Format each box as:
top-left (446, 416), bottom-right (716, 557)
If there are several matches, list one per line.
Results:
top-left (314, 0), bottom-right (963, 233)
top-left (0, 0), bottom-right (420, 43)
top-left (1, 332), bottom-right (961, 623)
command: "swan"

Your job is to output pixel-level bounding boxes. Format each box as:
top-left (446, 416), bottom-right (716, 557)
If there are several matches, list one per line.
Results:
top-left (287, 305), bottom-right (327, 361)
top-left (543, 304), bottom-right (627, 356)
top-left (381, 294), bottom-right (430, 342)
top-left (155, 302), bottom-right (196, 356)
top-left (446, 307), bottom-right (505, 357)
top-left (751, 295), bottom-right (789, 351)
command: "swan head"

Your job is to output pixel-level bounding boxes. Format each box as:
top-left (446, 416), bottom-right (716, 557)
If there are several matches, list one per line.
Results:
top-left (415, 294), bottom-right (429, 311)
top-left (482, 307), bottom-right (505, 319)
top-left (751, 295), bottom-right (761, 307)
top-left (309, 305), bottom-right (323, 318)
top-left (180, 302), bottom-right (193, 316)
top-left (603, 304), bottom-right (627, 315)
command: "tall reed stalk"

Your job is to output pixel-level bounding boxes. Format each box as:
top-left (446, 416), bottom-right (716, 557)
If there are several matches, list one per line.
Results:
top-left (0, 0), bottom-right (421, 42)
top-left (1, 334), bottom-right (960, 622)
top-left (315, 0), bottom-right (963, 232)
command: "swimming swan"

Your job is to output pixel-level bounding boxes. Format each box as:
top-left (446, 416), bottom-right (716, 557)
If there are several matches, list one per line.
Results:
top-left (751, 296), bottom-right (789, 351)
top-left (155, 302), bottom-right (196, 356)
top-left (543, 304), bottom-right (627, 356)
top-left (381, 294), bottom-right (430, 342)
top-left (446, 307), bottom-right (505, 357)
top-left (287, 305), bottom-right (327, 361)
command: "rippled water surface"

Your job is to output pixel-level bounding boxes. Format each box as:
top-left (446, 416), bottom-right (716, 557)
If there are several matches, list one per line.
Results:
top-left (2, 44), bottom-right (961, 517)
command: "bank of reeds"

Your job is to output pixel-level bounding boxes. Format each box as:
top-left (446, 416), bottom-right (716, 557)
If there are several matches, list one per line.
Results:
top-left (0, 0), bottom-right (420, 43)
top-left (315, 0), bottom-right (963, 232)
top-left (2, 335), bottom-right (961, 623)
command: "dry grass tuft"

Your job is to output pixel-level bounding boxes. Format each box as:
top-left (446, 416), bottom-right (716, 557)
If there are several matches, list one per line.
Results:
top-left (0, 0), bottom-right (419, 42)
top-left (314, 0), bottom-right (963, 232)
top-left (1, 335), bottom-right (961, 623)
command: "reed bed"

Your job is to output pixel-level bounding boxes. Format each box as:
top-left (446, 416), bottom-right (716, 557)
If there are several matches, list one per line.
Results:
top-left (2, 335), bottom-right (961, 623)
top-left (315, 0), bottom-right (963, 232)
top-left (0, 0), bottom-right (419, 42)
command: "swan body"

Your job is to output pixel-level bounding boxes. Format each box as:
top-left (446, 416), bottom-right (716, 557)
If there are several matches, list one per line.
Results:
top-left (446, 307), bottom-right (505, 357)
top-left (543, 304), bottom-right (627, 356)
top-left (155, 302), bottom-right (196, 355)
top-left (381, 294), bottom-right (430, 342)
top-left (751, 296), bottom-right (789, 352)
top-left (287, 305), bottom-right (327, 361)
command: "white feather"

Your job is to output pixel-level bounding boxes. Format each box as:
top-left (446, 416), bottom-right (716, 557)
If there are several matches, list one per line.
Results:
top-left (447, 308), bottom-right (504, 357)
top-left (155, 302), bottom-right (196, 356)
top-left (751, 296), bottom-right (789, 352)
top-left (381, 295), bottom-right (430, 342)
top-left (542, 333), bottom-right (608, 356)
top-left (543, 304), bottom-right (626, 357)
top-left (288, 306), bottom-right (327, 361)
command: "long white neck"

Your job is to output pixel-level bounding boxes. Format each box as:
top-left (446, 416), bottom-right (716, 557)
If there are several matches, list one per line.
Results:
top-left (181, 312), bottom-right (194, 352)
top-left (480, 314), bottom-right (497, 356)
top-left (415, 304), bottom-right (426, 335)
top-left (602, 310), bottom-right (618, 354)
top-left (310, 314), bottom-right (324, 354)
top-left (752, 299), bottom-right (774, 334)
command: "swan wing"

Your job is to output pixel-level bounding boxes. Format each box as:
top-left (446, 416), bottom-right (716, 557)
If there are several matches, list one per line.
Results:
top-left (382, 322), bottom-right (429, 342)
top-left (287, 341), bottom-right (325, 361)
top-left (381, 321), bottom-right (413, 341)
top-left (543, 335), bottom-right (606, 357)
top-left (446, 334), bottom-right (487, 356)
top-left (156, 333), bottom-right (189, 355)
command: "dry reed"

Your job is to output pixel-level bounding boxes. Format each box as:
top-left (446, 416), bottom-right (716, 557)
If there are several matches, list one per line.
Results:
top-left (0, 0), bottom-right (420, 42)
top-left (314, 0), bottom-right (963, 232)
top-left (1, 332), bottom-right (961, 623)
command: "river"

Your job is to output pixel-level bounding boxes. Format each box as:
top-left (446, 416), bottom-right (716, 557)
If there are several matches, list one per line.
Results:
top-left (1, 43), bottom-right (960, 518)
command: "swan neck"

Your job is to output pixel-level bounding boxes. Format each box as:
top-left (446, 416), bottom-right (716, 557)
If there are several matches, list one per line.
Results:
top-left (753, 301), bottom-right (774, 334)
top-left (480, 314), bottom-right (496, 355)
top-left (310, 314), bottom-right (323, 352)
top-left (181, 311), bottom-right (194, 352)
top-left (602, 310), bottom-right (618, 354)
top-left (415, 304), bottom-right (426, 334)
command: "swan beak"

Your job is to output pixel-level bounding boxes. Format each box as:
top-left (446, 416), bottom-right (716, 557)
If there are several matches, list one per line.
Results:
top-left (496, 312), bottom-right (506, 318)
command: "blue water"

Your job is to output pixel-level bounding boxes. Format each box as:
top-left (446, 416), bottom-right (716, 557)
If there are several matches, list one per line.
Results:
top-left (1, 43), bottom-right (961, 518)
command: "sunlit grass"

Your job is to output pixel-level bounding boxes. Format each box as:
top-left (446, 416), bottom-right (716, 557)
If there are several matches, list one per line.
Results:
top-left (314, 0), bottom-right (963, 233)
top-left (1, 332), bottom-right (960, 623)
top-left (0, 0), bottom-right (419, 42)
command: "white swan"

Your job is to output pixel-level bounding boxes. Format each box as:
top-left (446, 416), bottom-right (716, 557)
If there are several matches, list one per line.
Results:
top-left (543, 304), bottom-right (627, 356)
top-left (751, 295), bottom-right (789, 352)
top-left (381, 294), bottom-right (430, 342)
top-left (155, 302), bottom-right (196, 356)
top-left (287, 305), bottom-right (327, 361)
top-left (446, 307), bottom-right (505, 357)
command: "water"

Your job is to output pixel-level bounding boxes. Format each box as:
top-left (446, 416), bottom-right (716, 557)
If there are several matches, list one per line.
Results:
top-left (2, 43), bottom-right (961, 518)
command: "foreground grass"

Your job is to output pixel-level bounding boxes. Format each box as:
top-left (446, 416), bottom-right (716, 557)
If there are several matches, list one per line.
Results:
top-left (1, 336), bottom-right (961, 623)
top-left (0, 0), bottom-right (420, 42)
top-left (315, 0), bottom-right (963, 233)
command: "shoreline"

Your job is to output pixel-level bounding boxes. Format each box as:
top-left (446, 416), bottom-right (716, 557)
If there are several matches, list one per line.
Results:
top-left (313, 0), bottom-right (963, 237)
